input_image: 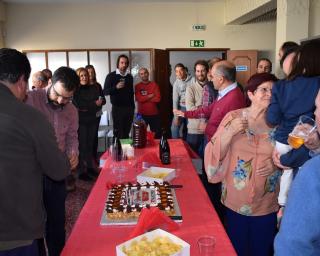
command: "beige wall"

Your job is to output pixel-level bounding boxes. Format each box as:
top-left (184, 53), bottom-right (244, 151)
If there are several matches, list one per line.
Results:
top-left (5, 2), bottom-right (275, 58)
top-left (309, 0), bottom-right (320, 37)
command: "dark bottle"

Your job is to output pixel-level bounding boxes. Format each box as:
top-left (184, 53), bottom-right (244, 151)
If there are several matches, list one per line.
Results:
top-left (112, 130), bottom-right (123, 161)
top-left (159, 129), bottom-right (170, 165)
top-left (132, 114), bottom-right (147, 148)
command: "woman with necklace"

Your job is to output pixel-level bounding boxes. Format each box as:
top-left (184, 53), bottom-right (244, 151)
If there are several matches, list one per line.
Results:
top-left (204, 73), bottom-right (279, 256)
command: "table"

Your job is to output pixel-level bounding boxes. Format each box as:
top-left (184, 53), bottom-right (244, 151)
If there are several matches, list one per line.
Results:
top-left (61, 139), bottom-right (236, 255)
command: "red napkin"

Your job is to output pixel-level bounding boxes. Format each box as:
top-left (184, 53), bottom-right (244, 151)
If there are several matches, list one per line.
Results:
top-left (128, 207), bottom-right (179, 239)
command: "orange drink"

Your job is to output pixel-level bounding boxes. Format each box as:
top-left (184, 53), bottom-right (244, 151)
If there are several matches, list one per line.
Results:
top-left (288, 133), bottom-right (305, 149)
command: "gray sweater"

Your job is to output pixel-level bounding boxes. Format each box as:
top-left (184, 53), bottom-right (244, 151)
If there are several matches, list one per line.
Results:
top-left (0, 84), bottom-right (69, 247)
top-left (172, 75), bottom-right (194, 109)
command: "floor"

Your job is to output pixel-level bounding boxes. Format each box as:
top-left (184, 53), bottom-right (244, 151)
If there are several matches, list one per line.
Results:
top-left (65, 179), bottom-right (95, 239)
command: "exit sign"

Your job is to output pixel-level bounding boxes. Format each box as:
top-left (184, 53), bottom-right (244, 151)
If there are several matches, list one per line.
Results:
top-left (192, 24), bottom-right (206, 31)
top-left (190, 40), bottom-right (205, 47)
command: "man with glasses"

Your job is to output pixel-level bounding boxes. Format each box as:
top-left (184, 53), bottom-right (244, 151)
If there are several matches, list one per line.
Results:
top-left (26, 66), bottom-right (79, 256)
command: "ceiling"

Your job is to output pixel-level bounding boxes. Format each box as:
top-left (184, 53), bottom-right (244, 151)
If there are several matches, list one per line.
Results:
top-left (4, 0), bottom-right (222, 3)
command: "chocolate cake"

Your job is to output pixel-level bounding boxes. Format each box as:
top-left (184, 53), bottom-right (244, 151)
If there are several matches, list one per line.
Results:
top-left (106, 182), bottom-right (175, 219)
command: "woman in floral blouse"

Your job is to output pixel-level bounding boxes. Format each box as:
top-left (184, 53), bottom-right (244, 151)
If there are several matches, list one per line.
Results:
top-left (204, 73), bottom-right (279, 256)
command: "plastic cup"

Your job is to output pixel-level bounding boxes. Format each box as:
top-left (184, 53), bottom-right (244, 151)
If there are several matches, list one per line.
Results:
top-left (288, 115), bottom-right (316, 149)
top-left (173, 156), bottom-right (183, 178)
top-left (198, 236), bottom-right (216, 256)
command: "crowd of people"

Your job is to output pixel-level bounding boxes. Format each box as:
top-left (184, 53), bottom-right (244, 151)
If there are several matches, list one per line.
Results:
top-left (1, 39), bottom-right (320, 256)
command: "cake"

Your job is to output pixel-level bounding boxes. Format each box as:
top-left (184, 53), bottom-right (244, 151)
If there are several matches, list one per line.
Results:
top-left (106, 182), bottom-right (175, 219)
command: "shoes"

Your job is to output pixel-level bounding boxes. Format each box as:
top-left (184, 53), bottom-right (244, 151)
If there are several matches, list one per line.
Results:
top-left (79, 172), bottom-right (94, 181)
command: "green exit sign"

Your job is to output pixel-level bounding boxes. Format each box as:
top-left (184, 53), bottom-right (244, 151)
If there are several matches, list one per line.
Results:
top-left (190, 40), bottom-right (205, 48)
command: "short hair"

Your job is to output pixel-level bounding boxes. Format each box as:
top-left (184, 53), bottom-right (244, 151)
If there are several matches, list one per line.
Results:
top-left (208, 57), bottom-right (221, 69)
top-left (138, 67), bottom-right (149, 74)
top-left (174, 63), bottom-right (186, 70)
top-left (257, 58), bottom-right (272, 71)
top-left (33, 71), bottom-right (48, 83)
top-left (42, 68), bottom-right (52, 79)
top-left (52, 67), bottom-right (79, 92)
top-left (0, 48), bottom-right (31, 84)
top-left (288, 39), bottom-right (320, 80)
top-left (116, 54), bottom-right (129, 68)
top-left (194, 59), bottom-right (209, 72)
top-left (214, 61), bottom-right (236, 82)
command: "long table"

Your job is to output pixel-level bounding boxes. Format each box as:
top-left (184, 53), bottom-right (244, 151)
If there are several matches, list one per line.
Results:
top-left (61, 139), bottom-right (236, 255)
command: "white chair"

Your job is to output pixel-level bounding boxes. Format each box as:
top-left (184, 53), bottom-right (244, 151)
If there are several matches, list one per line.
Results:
top-left (98, 111), bottom-right (112, 152)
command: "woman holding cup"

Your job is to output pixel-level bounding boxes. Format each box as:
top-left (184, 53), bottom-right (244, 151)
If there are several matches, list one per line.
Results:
top-left (204, 73), bottom-right (279, 256)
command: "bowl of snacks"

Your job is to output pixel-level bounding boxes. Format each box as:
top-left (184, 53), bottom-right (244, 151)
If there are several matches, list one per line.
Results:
top-left (116, 229), bottom-right (190, 256)
top-left (137, 167), bottom-right (176, 183)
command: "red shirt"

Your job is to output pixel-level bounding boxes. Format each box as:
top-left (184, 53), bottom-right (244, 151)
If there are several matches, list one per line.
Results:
top-left (185, 87), bottom-right (245, 139)
top-left (135, 81), bottom-right (161, 116)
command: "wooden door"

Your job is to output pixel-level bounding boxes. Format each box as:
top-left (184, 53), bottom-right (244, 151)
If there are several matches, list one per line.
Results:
top-left (227, 50), bottom-right (257, 87)
top-left (152, 49), bottom-right (171, 132)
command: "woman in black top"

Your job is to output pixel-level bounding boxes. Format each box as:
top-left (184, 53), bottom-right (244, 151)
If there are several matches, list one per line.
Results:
top-left (73, 67), bottom-right (103, 180)
top-left (86, 64), bottom-right (106, 166)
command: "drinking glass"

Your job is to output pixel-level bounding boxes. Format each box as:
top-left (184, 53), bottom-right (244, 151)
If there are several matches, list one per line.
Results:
top-left (198, 113), bottom-right (207, 132)
top-left (198, 236), bottom-right (216, 255)
top-left (288, 115), bottom-right (316, 149)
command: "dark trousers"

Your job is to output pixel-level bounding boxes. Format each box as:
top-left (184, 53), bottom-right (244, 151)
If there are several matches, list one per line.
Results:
top-left (171, 106), bottom-right (187, 140)
top-left (78, 122), bottom-right (96, 173)
top-left (142, 114), bottom-right (161, 139)
top-left (186, 133), bottom-right (205, 158)
top-left (0, 240), bottom-right (39, 256)
top-left (43, 176), bottom-right (66, 256)
top-left (112, 106), bottom-right (134, 139)
top-left (93, 117), bottom-right (101, 163)
top-left (226, 208), bottom-right (277, 256)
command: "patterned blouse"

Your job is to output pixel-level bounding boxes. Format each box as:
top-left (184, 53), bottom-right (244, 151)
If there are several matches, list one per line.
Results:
top-left (204, 108), bottom-right (280, 216)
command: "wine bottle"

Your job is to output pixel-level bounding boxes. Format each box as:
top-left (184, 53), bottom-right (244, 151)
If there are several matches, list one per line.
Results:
top-left (159, 129), bottom-right (170, 165)
top-left (112, 129), bottom-right (123, 162)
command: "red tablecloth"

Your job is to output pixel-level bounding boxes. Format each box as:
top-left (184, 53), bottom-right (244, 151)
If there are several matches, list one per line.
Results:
top-left (61, 139), bottom-right (236, 256)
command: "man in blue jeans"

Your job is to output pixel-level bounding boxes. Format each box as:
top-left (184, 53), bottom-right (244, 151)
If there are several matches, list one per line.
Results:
top-left (171, 63), bottom-right (194, 139)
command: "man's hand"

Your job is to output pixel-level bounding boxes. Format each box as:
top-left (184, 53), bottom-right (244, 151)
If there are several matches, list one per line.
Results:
top-left (69, 154), bottom-right (78, 171)
top-left (147, 93), bottom-right (154, 99)
top-left (173, 109), bottom-right (185, 118)
top-left (116, 80), bottom-right (125, 89)
top-left (304, 131), bottom-right (320, 150)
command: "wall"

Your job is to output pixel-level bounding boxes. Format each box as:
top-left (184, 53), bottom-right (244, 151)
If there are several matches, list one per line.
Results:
top-left (309, 0), bottom-right (320, 37)
top-left (5, 2), bottom-right (276, 60)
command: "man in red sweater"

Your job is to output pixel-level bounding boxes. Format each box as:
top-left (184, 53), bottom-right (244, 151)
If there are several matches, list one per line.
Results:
top-left (135, 68), bottom-right (161, 138)
top-left (174, 60), bottom-right (246, 222)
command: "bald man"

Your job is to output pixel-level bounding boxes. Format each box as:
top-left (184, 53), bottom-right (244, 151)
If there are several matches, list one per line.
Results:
top-left (32, 71), bottom-right (48, 90)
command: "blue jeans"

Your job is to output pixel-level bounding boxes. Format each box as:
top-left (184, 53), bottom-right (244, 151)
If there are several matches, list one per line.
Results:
top-left (0, 240), bottom-right (39, 256)
top-left (186, 133), bottom-right (205, 158)
top-left (171, 106), bottom-right (187, 140)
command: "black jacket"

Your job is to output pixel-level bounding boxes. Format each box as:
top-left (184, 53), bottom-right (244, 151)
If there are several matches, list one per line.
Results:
top-left (0, 83), bottom-right (69, 242)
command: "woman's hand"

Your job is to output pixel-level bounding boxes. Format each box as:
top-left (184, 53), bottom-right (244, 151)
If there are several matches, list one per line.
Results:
top-left (256, 158), bottom-right (275, 177)
top-left (272, 149), bottom-right (291, 169)
top-left (227, 117), bottom-right (248, 136)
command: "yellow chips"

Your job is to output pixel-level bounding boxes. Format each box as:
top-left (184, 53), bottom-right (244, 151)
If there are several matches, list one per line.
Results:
top-left (122, 236), bottom-right (182, 256)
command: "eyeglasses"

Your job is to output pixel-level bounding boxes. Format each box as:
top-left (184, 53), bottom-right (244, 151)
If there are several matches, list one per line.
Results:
top-left (255, 87), bottom-right (272, 94)
top-left (51, 85), bottom-right (73, 101)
